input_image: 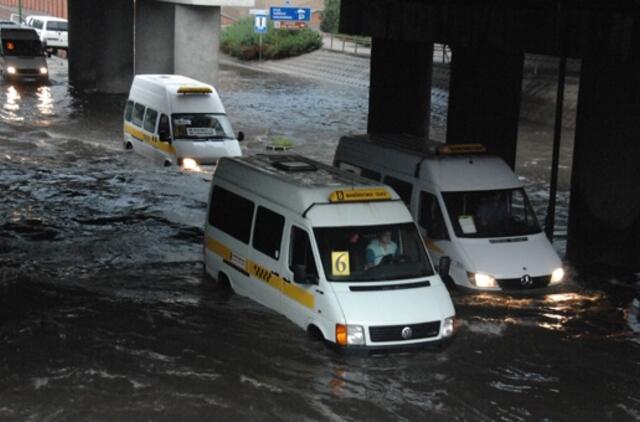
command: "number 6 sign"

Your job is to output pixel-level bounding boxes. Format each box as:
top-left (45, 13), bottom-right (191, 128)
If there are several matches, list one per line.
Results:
top-left (331, 251), bottom-right (351, 276)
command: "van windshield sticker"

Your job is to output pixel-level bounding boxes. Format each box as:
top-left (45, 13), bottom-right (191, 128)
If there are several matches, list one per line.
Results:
top-left (331, 251), bottom-right (351, 276)
top-left (459, 215), bottom-right (477, 234)
top-left (187, 127), bottom-right (217, 137)
top-left (174, 118), bottom-right (191, 125)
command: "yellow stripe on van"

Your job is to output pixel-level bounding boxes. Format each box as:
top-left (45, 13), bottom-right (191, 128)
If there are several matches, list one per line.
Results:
top-left (124, 122), bottom-right (176, 155)
top-left (205, 235), bottom-right (315, 310)
top-left (206, 236), bottom-right (232, 261)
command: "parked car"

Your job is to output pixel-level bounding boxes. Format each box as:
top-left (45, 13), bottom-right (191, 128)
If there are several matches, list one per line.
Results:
top-left (27, 15), bottom-right (68, 55)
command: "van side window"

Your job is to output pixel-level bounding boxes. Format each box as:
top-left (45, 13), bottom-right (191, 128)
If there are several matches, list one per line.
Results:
top-left (419, 192), bottom-right (449, 240)
top-left (132, 103), bottom-right (145, 127)
top-left (252, 207), bottom-right (285, 259)
top-left (289, 226), bottom-right (318, 278)
top-left (158, 114), bottom-right (171, 139)
top-left (209, 186), bottom-right (254, 244)
top-left (384, 175), bottom-right (413, 205)
top-left (124, 101), bottom-right (134, 122)
top-left (143, 108), bottom-right (158, 133)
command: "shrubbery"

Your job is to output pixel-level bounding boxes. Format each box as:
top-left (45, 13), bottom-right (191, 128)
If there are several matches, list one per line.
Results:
top-left (221, 18), bottom-right (322, 61)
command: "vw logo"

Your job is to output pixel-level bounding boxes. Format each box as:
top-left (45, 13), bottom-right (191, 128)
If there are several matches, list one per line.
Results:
top-left (401, 326), bottom-right (413, 340)
top-left (521, 274), bottom-right (533, 287)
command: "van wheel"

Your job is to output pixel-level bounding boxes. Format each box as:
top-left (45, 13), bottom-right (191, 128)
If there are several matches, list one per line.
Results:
top-left (307, 325), bottom-right (325, 341)
top-left (217, 272), bottom-right (231, 290)
top-left (124, 142), bottom-right (133, 150)
top-left (164, 160), bottom-right (172, 167)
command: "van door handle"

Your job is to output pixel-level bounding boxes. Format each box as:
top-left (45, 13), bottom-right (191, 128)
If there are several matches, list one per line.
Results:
top-left (283, 278), bottom-right (291, 284)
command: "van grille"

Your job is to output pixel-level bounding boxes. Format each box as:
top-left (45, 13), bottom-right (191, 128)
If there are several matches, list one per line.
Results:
top-left (369, 321), bottom-right (440, 342)
top-left (497, 275), bottom-right (551, 290)
top-left (17, 69), bottom-right (38, 75)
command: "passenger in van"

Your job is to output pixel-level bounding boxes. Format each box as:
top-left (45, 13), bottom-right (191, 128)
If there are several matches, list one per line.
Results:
top-left (365, 230), bottom-right (398, 268)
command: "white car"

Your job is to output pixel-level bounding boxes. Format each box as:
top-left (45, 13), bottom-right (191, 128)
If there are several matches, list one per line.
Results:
top-left (28, 15), bottom-right (68, 54)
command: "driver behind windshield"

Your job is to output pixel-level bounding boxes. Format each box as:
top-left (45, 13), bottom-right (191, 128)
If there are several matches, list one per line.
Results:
top-left (365, 230), bottom-right (398, 268)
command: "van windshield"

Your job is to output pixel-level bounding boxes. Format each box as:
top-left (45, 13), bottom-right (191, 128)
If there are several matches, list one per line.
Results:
top-left (314, 223), bottom-right (434, 282)
top-left (2, 39), bottom-right (43, 56)
top-left (172, 113), bottom-right (234, 140)
top-left (442, 188), bottom-right (541, 238)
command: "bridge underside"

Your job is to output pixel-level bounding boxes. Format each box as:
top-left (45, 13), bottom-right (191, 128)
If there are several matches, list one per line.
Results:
top-left (67, 0), bottom-right (249, 93)
top-left (341, 0), bottom-right (640, 272)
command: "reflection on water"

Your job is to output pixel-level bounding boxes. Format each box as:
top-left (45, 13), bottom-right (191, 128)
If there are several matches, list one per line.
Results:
top-left (36, 86), bottom-right (53, 116)
top-left (3, 85), bottom-right (22, 121)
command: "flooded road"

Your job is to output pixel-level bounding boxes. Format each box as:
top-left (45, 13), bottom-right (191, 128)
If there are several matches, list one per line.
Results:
top-left (0, 57), bottom-right (639, 421)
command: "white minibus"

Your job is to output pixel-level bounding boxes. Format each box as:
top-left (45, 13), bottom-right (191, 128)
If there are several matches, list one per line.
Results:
top-left (204, 154), bottom-right (456, 350)
top-left (334, 134), bottom-right (565, 291)
top-left (124, 74), bottom-right (243, 169)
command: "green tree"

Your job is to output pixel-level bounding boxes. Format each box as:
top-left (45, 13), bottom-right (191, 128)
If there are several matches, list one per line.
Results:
top-left (321, 0), bottom-right (341, 33)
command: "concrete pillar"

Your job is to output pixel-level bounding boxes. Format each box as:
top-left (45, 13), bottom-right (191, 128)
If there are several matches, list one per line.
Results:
top-left (135, 0), bottom-right (175, 75)
top-left (367, 38), bottom-right (433, 138)
top-left (566, 59), bottom-right (640, 271)
top-left (95, 0), bottom-right (134, 93)
top-left (174, 5), bottom-right (221, 85)
top-left (68, 0), bottom-right (133, 93)
top-left (68, 0), bottom-right (99, 87)
top-left (447, 48), bottom-right (524, 168)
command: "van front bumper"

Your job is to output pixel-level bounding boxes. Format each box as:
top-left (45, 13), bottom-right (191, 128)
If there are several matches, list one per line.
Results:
top-left (329, 336), bottom-right (455, 355)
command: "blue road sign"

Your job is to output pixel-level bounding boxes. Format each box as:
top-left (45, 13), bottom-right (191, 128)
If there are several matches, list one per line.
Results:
top-left (254, 14), bottom-right (267, 33)
top-left (270, 7), bottom-right (311, 22)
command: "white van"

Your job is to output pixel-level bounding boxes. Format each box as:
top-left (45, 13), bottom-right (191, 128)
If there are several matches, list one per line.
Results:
top-left (0, 27), bottom-right (48, 82)
top-left (27, 15), bottom-right (68, 54)
top-left (334, 134), bottom-right (565, 291)
top-left (124, 75), bottom-right (243, 168)
top-left (204, 154), bottom-right (456, 350)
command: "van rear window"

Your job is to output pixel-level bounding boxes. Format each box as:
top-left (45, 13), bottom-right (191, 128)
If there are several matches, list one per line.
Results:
top-left (209, 186), bottom-right (254, 244)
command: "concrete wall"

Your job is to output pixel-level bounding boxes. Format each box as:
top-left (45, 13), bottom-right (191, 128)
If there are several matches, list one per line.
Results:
top-left (67, 0), bottom-right (248, 93)
top-left (174, 5), bottom-right (220, 85)
top-left (68, 0), bottom-right (133, 93)
top-left (135, 0), bottom-right (175, 75)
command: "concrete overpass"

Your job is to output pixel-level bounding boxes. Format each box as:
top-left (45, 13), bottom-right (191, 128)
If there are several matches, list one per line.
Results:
top-left (68, 0), bottom-right (253, 93)
top-left (340, 0), bottom-right (640, 273)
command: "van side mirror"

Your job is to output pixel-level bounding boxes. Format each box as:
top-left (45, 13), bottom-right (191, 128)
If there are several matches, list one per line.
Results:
top-left (439, 256), bottom-right (451, 279)
top-left (237, 131), bottom-right (245, 142)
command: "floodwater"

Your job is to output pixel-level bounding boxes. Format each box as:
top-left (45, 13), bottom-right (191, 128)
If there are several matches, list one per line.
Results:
top-left (0, 57), bottom-right (639, 421)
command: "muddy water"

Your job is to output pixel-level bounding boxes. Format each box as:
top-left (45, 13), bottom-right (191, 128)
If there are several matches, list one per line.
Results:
top-left (0, 58), bottom-right (638, 421)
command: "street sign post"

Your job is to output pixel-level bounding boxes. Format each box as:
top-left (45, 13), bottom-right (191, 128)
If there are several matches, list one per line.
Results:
top-left (269, 7), bottom-right (311, 22)
top-left (254, 14), bottom-right (267, 33)
top-left (254, 14), bottom-right (268, 61)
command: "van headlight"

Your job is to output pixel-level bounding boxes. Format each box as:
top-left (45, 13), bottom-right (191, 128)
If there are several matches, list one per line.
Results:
top-left (39, 67), bottom-right (48, 75)
top-left (442, 317), bottom-right (455, 338)
top-left (6, 66), bottom-right (16, 75)
top-left (550, 267), bottom-right (565, 284)
top-left (470, 272), bottom-right (497, 288)
top-left (181, 158), bottom-right (200, 171)
top-left (336, 324), bottom-right (365, 346)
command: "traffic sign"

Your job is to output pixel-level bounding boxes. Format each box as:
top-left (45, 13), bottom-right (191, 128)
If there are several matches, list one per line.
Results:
top-left (254, 14), bottom-right (267, 33)
top-left (274, 21), bottom-right (308, 30)
top-left (270, 7), bottom-right (311, 22)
